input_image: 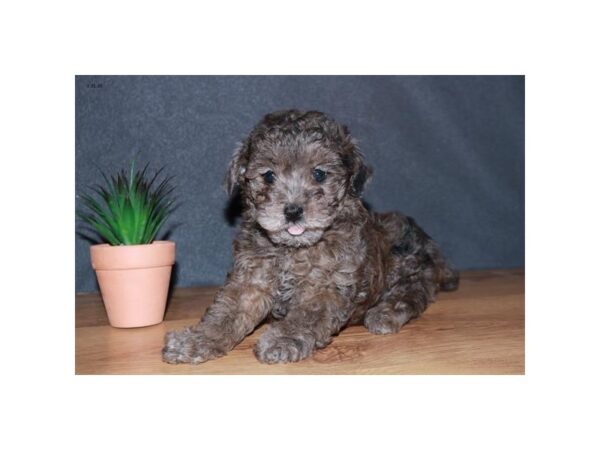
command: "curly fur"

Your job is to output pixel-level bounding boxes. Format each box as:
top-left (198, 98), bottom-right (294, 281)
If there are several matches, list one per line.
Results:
top-left (163, 110), bottom-right (458, 364)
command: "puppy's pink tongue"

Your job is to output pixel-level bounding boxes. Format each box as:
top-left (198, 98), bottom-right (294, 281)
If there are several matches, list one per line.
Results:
top-left (287, 224), bottom-right (306, 236)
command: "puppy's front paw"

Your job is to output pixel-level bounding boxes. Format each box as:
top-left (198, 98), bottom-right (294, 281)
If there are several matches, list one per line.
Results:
top-left (162, 327), bottom-right (225, 364)
top-left (254, 333), bottom-right (314, 364)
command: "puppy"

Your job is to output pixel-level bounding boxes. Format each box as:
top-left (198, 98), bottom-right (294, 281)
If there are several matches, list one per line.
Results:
top-left (163, 110), bottom-right (458, 364)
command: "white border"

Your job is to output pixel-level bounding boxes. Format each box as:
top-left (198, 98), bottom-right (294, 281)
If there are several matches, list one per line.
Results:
top-left (2, 1), bottom-right (599, 448)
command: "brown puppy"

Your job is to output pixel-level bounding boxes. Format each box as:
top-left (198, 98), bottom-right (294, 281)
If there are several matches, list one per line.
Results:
top-left (162, 110), bottom-right (458, 364)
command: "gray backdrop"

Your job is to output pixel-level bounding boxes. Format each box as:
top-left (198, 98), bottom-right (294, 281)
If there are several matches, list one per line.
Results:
top-left (75, 75), bottom-right (524, 293)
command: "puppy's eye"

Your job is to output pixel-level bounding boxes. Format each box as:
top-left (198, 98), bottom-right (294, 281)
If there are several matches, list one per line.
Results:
top-left (262, 170), bottom-right (275, 184)
top-left (313, 168), bottom-right (327, 183)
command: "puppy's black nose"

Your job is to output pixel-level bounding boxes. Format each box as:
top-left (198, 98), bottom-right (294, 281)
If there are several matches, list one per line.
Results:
top-left (284, 204), bottom-right (304, 223)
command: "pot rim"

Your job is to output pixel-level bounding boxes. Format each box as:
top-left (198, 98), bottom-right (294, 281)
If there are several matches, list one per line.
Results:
top-left (90, 240), bottom-right (176, 270)
top-left (90, 240), bottom-right (175, 250)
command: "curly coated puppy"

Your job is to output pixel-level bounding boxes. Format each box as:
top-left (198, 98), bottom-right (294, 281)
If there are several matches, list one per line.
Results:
top-left (163, 109), bottom-right (458, 364)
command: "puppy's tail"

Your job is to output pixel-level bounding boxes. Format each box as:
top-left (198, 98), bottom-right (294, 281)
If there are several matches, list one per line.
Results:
top-left (438, 265), bottom-right (460, 291)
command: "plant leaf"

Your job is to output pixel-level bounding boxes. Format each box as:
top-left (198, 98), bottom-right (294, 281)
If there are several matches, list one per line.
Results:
top-left (77, 159), bottom-right (176, 246)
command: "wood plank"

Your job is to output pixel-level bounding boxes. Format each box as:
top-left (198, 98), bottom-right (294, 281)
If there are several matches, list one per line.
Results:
top-left (75, 269), bottom-right (524, 375)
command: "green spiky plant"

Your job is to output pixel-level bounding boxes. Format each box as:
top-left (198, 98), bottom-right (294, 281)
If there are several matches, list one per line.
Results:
top-left (78, 160), bottom-right (176, 246)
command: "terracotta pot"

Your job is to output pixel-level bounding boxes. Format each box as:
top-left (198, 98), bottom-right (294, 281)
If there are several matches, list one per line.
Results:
top-left (90, 240), bottom-right (176, 328)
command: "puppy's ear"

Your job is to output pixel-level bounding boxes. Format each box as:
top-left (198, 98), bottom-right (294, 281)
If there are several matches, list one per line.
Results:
top-left (340, 125), bottom-right (373, 197)
top-left (350, 159), bottom-right (373, 197)
top-left (225, 140), bottom-right (251, 196)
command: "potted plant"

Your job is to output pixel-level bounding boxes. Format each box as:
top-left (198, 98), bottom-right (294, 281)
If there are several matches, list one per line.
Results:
top-left (78, 160), bottom-right (176, 328)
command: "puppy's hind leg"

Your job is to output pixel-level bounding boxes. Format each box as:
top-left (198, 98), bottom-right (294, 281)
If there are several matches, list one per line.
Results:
top-left (364, 281), bottom-right (435, 335)
top-left (365, 213), bottom-right (457, 335)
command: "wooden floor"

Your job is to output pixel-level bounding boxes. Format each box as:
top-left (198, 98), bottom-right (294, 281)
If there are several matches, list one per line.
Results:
top-left (75, 269), bottom-right (524, 375)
